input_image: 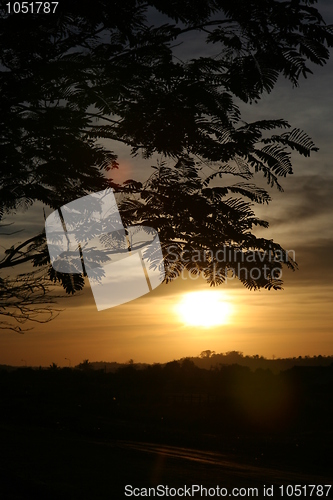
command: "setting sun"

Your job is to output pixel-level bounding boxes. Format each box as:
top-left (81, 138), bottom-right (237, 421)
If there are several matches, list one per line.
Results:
top-left (175, 291), bottom-right (233, 327)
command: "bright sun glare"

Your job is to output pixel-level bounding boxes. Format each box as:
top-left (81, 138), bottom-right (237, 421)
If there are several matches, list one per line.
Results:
top-left (175, 291), bottom-right (232, 328)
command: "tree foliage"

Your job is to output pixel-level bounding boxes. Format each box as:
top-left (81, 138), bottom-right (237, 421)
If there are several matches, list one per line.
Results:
top-left (1, 0), bottom-right (332, 328)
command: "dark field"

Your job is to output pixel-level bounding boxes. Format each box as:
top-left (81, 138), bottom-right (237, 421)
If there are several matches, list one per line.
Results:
top-left (0, 362), bottom-right (332, 499)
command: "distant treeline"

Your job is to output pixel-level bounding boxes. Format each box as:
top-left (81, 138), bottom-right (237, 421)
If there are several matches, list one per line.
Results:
top-left (184, 351), bottom-right (333, 373)
top-left (73, 351), bottom-right (333, 374)
top-left (1, 352), bottom-right (332, 374)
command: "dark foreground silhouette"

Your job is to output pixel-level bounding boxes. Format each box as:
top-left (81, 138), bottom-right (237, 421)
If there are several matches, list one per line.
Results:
top-left (0, 358), bottom-right (332, 499)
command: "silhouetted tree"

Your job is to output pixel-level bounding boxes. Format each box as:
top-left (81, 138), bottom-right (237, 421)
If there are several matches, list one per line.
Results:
top-left (1, 0), bottom-right (333, 328)
top-left (200, 350), bottom-right (215, 359)
top-left (77, 359), bottom-right (92, 371)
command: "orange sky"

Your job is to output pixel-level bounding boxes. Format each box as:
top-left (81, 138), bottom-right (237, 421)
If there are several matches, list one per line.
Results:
top-left (1, 266), bottom-right (332, 367)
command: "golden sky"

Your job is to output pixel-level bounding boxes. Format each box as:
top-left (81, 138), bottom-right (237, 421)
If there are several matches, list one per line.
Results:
top-left (1, 265), bottom-right (332, 366)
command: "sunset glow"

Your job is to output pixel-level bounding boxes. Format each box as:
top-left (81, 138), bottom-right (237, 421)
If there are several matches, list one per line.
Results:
top-left (175, 291), bottom-right (233, 328)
